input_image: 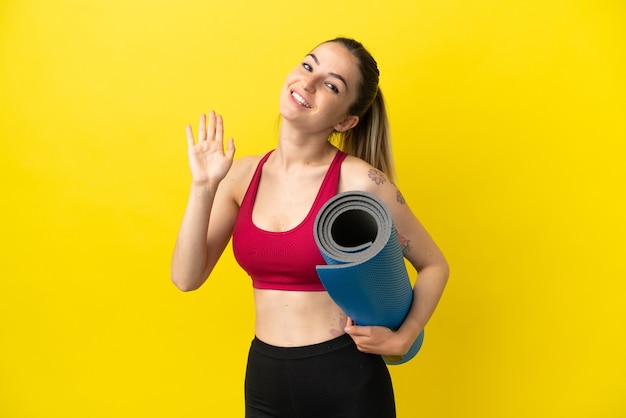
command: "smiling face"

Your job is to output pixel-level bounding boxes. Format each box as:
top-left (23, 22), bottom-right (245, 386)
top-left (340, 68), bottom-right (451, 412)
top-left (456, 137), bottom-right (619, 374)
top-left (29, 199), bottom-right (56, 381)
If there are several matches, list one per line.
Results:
top-left (279, 41), bottom-right (362, 134)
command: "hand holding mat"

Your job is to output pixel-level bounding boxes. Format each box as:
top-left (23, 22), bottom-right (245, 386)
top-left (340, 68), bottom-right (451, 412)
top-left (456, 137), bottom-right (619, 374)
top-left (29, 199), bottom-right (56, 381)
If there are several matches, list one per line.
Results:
top-left (314, 191), bottom-right (424, 365)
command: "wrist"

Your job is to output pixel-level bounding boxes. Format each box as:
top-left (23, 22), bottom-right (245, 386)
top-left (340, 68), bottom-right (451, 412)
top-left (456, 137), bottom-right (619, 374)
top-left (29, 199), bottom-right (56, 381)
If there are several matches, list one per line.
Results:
top-left (397, 320), bottom-right (424, 345)
top-left (188, 181), bottom-right (216, 200)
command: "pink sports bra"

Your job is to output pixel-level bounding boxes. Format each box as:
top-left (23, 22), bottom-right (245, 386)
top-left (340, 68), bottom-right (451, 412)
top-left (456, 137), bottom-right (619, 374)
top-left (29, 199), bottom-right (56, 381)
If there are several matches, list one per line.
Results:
top-left (232, 150), bottom-right (347, 291)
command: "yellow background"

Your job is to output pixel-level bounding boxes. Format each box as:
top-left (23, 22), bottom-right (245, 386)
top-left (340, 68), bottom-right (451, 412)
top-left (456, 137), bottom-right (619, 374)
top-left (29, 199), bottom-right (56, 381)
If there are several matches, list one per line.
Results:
top-left (1, 0), bottom-right (625, 417)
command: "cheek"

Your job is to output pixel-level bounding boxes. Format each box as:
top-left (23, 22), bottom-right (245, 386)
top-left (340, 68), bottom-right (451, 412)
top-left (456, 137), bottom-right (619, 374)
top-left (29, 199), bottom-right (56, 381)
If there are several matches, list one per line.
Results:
top-left (331, 96), bottom-right (355, 118)
top-left (278, 78), bottom-right (298, 112)
top-left (280, 74), bottom-right (298, 98)
top-left (283, 67), bottom-right (301, 84)
top-left (280, 73), bottom-right (297, 97)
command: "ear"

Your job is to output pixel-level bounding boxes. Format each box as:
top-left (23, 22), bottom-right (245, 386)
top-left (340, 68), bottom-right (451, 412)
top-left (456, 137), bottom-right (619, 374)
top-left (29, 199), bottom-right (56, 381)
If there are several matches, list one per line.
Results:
top-left (334, 115), bottom-right (359, 132)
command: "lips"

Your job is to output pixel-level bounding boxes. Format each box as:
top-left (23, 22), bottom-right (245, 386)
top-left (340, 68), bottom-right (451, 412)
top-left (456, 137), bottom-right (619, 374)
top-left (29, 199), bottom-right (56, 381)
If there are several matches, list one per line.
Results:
top-left (291, 91), bottom-right (311, 108)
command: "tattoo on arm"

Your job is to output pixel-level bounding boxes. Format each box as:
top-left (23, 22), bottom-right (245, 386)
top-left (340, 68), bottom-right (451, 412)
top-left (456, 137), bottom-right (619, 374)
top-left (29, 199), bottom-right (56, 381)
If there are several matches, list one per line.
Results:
top-left (368, 169), bottom-right (386, 185)
top-left (368, 171), bottom-right (410, 254)
top-left (397, 232), bottom-right (411, 256)
top-left (396, 189), bottom-right (406, 205)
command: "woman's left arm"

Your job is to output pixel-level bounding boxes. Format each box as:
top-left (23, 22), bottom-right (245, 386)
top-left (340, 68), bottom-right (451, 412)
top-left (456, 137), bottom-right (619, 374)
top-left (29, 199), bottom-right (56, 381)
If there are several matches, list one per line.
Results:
top-left (344, 170), bottom-right (449, 356)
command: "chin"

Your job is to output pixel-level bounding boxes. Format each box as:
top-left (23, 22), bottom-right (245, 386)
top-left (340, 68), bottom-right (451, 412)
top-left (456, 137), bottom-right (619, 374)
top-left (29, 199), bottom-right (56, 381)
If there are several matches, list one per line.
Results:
top-left (278, 95), bottom-right (300, 122)
top-left (278, 102), bottom-right (291, 121)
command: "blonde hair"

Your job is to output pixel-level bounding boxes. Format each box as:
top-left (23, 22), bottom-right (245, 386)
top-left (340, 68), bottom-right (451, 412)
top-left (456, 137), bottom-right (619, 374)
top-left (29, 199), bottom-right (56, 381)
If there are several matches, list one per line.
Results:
top-left (327, 38), bottom-right (396, 181)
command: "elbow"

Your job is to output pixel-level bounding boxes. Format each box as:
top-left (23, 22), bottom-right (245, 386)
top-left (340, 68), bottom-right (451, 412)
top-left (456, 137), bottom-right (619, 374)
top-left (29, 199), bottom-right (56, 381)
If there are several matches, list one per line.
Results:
top-left (172, 280), bottom-right (200, 292)
top-left (422, 258), bottom-right (450, 285)
top-left (171, 255), bottom-right (213, 291)
top-left (171, 274), bottom-right (204, 292)
top-left (171, 261), bottom-right (210, 292)
top-left (442, 259), bottom-right (450, 280)
top-left (439, 259), bottom-right (450, 285)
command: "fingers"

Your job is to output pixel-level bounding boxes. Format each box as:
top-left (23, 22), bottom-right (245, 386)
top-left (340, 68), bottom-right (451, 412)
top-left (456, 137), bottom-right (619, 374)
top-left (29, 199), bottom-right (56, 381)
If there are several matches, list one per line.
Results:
top-left (206, 110), bottom-right (216, 141)
top-left (215, 113), bottom-right (224, 143)
top-left (345, 325), bottom-right (372, 354)
top-left (225, 137), bottom-right (236, 159)
top-left (188, 110), bottom-right (231, 150)
top-left (198, 113), bottom-right (207, 141)
top-left (345, 323), bottom-right (370, 337)
top-left (185, 124), bottom-right (195, 148)
top-left (348, 326), bottom-right (404, 356)
top-left (195, 111), bottom-right (221, 142)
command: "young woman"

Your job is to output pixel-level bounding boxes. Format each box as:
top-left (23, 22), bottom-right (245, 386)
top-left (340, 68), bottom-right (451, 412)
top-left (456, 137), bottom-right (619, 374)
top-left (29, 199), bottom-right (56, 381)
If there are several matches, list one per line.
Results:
top-left (171, 37), bottom-right (449, 418)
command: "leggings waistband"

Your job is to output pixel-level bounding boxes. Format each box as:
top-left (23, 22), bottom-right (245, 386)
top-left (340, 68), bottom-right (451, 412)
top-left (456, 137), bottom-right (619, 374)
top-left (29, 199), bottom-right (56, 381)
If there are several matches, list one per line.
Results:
top-left (250, 333), bottom-right (355, 360)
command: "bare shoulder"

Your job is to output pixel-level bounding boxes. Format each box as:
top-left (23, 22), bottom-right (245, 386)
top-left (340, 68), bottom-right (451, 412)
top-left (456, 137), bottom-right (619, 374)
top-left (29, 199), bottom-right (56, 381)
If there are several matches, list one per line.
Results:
top-left (338, 155), bottom-right (395, 194)
top-left (220, 153), bottom-right (266, 204)
top-left (338, 154), bottom-right (411, 214)
top-left (229, 154), bottom-right (264, 177)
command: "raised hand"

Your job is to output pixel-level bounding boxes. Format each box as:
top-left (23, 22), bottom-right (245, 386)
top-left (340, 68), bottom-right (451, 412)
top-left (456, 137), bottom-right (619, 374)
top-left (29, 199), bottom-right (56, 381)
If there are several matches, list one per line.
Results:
top-left (185, 111), bottom-right (235, 187)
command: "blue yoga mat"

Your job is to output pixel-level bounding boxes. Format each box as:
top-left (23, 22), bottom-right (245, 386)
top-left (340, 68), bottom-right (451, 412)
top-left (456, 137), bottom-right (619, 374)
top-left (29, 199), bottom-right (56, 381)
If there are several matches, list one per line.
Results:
top-left (314, 191), bottom-right (424, 365)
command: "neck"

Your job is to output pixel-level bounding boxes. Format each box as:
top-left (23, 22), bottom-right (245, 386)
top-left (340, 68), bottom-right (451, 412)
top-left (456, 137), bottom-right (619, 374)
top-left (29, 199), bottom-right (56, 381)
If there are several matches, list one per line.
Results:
top-left (272, 122), bottom-right (337, 169)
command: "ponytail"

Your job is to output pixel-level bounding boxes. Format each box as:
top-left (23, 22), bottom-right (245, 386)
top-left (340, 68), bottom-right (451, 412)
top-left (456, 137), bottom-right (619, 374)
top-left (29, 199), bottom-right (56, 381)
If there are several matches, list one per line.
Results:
top-left (325, 38), bottom-right (397, 181)
top-left (333, 88), bottom-right (396, 181)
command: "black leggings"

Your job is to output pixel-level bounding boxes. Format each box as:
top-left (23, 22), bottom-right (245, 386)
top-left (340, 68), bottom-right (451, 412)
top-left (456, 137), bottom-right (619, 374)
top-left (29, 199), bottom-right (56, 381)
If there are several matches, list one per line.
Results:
top-left (244, 334), bottom-right (396, 418)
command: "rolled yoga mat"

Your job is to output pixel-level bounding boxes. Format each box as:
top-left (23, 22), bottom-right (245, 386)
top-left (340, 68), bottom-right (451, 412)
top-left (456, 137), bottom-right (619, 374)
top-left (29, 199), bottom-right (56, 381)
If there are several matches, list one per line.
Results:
top-left (314, 190), bottom-right (424, 365)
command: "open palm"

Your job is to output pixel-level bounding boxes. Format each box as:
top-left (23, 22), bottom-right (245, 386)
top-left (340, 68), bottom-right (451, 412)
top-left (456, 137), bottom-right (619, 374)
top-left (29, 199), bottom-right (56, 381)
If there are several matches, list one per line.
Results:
top-left (186, 111), bottom-right (235, 186)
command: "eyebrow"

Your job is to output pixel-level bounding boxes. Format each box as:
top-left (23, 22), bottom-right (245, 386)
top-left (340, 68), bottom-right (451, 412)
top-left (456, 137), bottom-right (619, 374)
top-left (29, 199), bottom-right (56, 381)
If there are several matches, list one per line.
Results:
top-left (306, 53), bottom-right (349, 91)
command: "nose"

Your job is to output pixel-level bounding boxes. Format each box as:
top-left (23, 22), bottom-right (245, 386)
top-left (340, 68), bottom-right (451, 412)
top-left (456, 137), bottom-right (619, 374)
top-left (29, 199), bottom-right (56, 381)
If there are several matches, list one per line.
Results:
top-left (302, 75), bottom-right (316, 93)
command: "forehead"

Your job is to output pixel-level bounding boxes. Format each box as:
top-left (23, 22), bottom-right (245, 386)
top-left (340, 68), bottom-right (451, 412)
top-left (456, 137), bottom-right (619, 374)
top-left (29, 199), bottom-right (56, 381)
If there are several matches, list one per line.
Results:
top-left (309, 42), bottom-right (361, 87)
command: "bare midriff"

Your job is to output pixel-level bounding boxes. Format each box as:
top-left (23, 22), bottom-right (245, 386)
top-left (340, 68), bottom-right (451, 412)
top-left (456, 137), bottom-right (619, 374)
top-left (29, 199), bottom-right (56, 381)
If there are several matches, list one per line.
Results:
top-left (253, 288), bottom-right (348, 347)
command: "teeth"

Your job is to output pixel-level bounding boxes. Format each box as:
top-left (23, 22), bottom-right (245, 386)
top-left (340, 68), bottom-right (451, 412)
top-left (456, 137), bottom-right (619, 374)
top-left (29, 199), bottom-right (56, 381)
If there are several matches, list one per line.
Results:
top-left (291, 91), bottom-right (311, 108)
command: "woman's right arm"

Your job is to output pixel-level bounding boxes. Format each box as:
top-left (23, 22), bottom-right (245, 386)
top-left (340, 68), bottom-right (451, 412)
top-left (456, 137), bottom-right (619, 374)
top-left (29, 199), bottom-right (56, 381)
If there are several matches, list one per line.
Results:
top-left (171, 111), bottom-right (236, 291)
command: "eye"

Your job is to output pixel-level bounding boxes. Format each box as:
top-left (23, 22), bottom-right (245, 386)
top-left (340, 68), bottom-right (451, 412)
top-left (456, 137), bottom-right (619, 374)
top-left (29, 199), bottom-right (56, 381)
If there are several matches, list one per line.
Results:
top-left (325, 82), bottom-right (339, 94)
top-left (302, 62), bottom-right (312, 72)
